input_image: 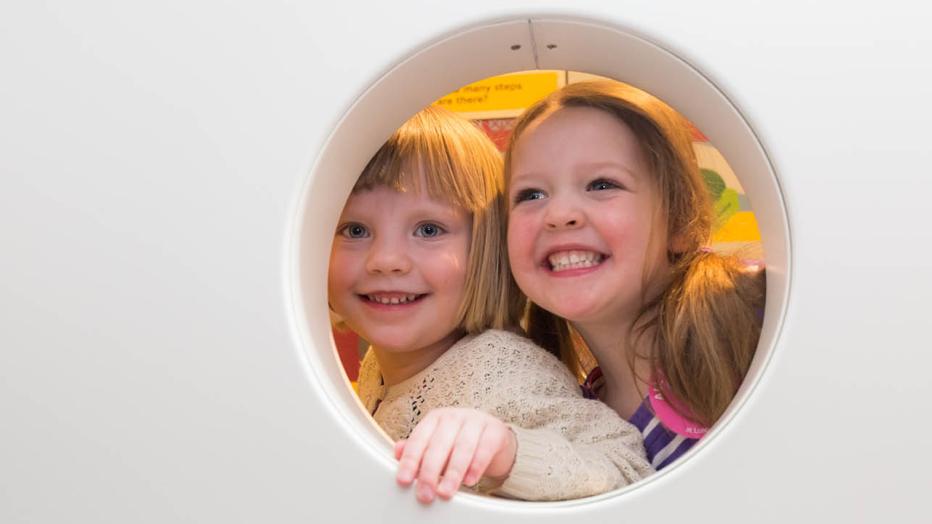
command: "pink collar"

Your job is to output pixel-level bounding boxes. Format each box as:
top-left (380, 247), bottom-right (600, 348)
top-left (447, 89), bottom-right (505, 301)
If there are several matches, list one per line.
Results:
top-left (648, 382), bottom-right (707, 439)
top-left (583, 367), bottom-right (707, 439)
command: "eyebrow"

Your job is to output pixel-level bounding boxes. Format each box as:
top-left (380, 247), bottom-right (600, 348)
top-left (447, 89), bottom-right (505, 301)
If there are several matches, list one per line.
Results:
top-left (512, 161), bottom-right (640, 182)
top-left (575, 161), bottom-right (640, 175)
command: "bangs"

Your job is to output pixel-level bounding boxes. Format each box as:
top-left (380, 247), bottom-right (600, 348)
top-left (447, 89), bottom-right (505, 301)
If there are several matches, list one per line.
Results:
top-left (354, 106), bottom-right (502, 213)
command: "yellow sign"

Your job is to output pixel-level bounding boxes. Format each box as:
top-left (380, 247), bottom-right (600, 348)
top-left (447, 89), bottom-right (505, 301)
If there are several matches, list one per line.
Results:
top-left (712, 211), bottom-right (761, 243)
top-left (434, 71), bottom-right (561, 115)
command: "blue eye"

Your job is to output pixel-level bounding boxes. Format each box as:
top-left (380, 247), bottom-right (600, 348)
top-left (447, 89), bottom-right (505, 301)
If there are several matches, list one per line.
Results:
top-left (415, 222), bottom-right (445, 238)
top-left (513, 188), bottom-right (546, 204)
top-left (339, 223), bottom-right (368, 239)
top-left (587, 178), bottom-right (620, 191)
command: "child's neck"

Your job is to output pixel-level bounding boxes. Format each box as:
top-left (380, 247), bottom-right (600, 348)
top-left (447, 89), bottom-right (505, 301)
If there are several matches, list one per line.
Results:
top-left (371, 330), bottom-right (464, 387)
top-left (575, 320), bottom-right (652, 420)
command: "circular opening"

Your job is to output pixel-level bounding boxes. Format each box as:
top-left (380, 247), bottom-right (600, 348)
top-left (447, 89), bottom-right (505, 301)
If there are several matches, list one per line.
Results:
top-left (291, 16), bottom-right (788, 504)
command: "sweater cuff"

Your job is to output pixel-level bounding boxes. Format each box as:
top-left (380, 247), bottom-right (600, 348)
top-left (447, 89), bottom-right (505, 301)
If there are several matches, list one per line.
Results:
top-left (490, 425), bottom-right (554, 500)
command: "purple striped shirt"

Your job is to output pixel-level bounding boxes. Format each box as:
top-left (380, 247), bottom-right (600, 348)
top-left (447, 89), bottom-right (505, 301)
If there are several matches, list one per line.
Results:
top-left (582, 367), bottom-right (699, 470)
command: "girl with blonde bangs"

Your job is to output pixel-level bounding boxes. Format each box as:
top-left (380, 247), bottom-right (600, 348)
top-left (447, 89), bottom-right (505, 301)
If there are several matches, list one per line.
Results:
top-left (329, 106), bottom-right (652, 504)
top-left (505, 80), bottom-right (765, 471)
top-left (351, 107), bottom-right (520, 333)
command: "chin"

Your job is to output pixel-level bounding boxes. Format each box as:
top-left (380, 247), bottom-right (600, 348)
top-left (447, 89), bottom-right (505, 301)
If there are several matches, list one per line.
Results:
top-left (551, 302), bottom-right (615, 327)
top-left (537, 303), bottom-right (590, 322)
top-left (363, 334), bottom-right (412, 351)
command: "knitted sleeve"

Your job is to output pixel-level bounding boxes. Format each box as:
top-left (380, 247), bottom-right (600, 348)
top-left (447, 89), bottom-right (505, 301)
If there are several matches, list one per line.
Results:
top-left (362, 330), bottom-right (653, 500)
top-left (452, 330), bottom-right (654, 500)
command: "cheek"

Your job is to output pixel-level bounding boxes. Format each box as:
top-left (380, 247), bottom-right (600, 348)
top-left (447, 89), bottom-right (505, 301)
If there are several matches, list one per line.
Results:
top-left (427, 244), bottom-right (469, 291)
top-left (604, 213), bottom-right (663, 273)
top-left (327, 246), bottom-right (356, 293)
top-left (506, 216), bottom-right (535, 265)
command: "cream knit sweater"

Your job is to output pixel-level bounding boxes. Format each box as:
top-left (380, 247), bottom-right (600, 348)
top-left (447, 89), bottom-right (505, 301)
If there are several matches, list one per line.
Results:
top-left (357, 329), bottom-right (653, 501)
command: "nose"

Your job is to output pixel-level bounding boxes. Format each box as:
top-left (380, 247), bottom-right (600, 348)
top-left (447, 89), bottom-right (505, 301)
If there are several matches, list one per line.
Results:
top-left (365, 234), bottom-right (412, 275)
top-left (544, 197), bottom-right (585, 231)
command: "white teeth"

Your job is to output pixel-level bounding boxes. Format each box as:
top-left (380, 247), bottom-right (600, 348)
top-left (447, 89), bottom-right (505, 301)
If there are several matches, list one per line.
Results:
top-left (548, 250), bottom-right (603, 272)
top-left (367, 294), bottom-right (419, 305)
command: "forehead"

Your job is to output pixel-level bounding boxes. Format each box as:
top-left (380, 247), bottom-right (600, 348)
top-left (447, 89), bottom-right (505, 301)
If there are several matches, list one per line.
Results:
top-left (512, 106), bottom-right (648, 177)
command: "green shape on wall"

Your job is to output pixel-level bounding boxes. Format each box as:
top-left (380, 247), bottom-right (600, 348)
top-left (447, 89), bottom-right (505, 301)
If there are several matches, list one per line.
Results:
top-left (714, 188), bottom-right (740, 231)
top-left (702, 168), bottom-right (726, 201)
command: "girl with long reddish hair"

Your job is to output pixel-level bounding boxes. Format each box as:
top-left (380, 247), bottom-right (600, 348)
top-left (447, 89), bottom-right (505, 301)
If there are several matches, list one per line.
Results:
top-left (505, 80), bottom-right (765, 469)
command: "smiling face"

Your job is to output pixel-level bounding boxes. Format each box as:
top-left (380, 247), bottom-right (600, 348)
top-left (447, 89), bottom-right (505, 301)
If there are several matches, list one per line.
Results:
top-left (328, 181), bottom-right (471, 360)
top-left (507, 106), bottom-right (670, 333)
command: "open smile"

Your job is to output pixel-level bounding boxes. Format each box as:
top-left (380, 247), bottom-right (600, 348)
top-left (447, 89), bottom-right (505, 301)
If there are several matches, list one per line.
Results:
top-left (545, 249), bottom-right (607, 273)
top-left (360, 292), bottom-right (427, 305)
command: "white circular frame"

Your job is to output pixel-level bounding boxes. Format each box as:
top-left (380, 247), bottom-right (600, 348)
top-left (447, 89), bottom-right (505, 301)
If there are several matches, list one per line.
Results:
top-left (290, 15), bottom-right (789, 505)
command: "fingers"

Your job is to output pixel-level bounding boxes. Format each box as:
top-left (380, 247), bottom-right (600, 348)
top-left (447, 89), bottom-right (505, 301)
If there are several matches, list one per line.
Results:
top-left (393, 408), bottom-right (514, 504)
top-left (435, 418), bottom-right (484, 499)
top-left (465, 422), bottom-right (511, 486)
top-left (395, 412), bottom-right (440, 487)
top-left (414, 411), bottom-right (463, 503)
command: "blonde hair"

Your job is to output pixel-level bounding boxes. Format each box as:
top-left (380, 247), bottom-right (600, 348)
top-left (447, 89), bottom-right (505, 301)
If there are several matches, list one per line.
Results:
top-left (355, 106), bottom-right (521, 333)
top-left (505, 80), bottom-right (765, 427)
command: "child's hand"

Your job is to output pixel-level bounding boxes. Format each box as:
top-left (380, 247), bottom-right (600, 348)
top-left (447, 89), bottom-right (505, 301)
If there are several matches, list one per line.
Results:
top-left (394, 407), bottom-right (517, 504)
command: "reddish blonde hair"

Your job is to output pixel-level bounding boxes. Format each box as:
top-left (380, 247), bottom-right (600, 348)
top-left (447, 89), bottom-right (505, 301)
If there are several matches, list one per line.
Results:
top-left (505, 80), bottom-right (765, 427)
